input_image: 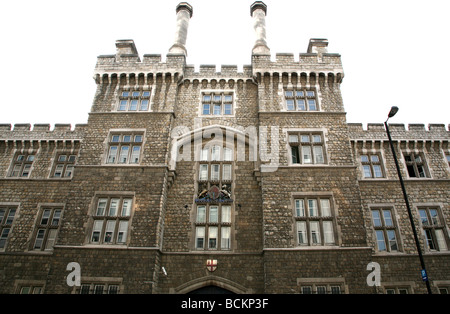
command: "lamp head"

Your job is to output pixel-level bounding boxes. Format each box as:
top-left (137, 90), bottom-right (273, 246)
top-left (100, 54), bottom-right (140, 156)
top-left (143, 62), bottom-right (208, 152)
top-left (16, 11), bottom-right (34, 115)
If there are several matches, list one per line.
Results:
top-left (388, 106), bottom-right (399, 118)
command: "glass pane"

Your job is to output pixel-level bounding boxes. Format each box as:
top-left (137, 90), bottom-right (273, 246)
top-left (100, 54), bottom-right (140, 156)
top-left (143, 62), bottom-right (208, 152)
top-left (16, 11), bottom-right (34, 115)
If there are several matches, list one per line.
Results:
top-left (211, 146), bottom-right (220, 161)
top-left (223, 148), bottom-right (233, 161)
top-left (104, 221), bottom-right (115, 243)
top-left (41, 209), bottom-right (51, 225)
top-left (222, 205), bottom-right (231, 223)
top-left (310, 221), bottom-right (321, 244)
top-left (202, 104), bottom-right (210, 115)
top-left (196, 227), bottom-right (205, 249)
top-left (435, 229), bottom-right (448, 251)
top-left (383, 210), bottom-right (393, 226)
top-left (424, 229), bottom-right (436, 250)
top-left (52, 210), bottom-right (61, 226)
top-left (295, 199), bottom-right (305, 217)
top-left (313, 146), bottom-right (324, 164)
top-left (286, 99), bottom-right (295, 111)
top-left (419, 210), bottom-right (429, 225)
top-left (320, 199), bottom-right (331, 216)
top-left (208, 227), bottom-right (218, 249)
top-left (429, 209), bottom-right (439, 225)
top-left (302, 146), bottom-right (312, 164)
top-left (108, 199), bottom-right (119, 216)
top-left (387, 230), bottom-right (398, 251)
top-left (199, 164), bottom-right (208, 180)
top-left (308, 199), bottom-right (318, 217)
top-left (291, 146), bottom-right (299, 164)
top-left (297, 99), bottom-right (306, 111)
top-left (121, 199), bottom-right (132, 216)
top-left (209, 206), bottom-right (218, 223)
top-left (323, 221), bottom-right (335, 244)
top-left (117, 221), bottom-right (128, 243)
top-left (213, 104), bottom-right (221, 115)
top-left (119, 100), bottom-right (128, 111)
top-left (203, 95), bottom-right (211, 102)
top-left (308, 99), bottom-right (317, 110)
top-left (34, 229), bottom-right (45, 249)
top-left (45, 229), bottom-right (58, 250)
top-left (211, 164), bottom-right (220, 181)
top-left (288, 135), bottom-right (298, 143)
top-left (107, 146), bottom-right (118, 163)
top-left (376, 230), bottom-right (386, 251)
top-left (221, 227), bottom-right (231, 249)
top-left (140, 99), bottom-right (149, 111)
top-left (130, 146), bottom-right (141, 164)
top-left (129, 100), bottom-right (138, 111)
top-left (373, 165), bottom-right (383, 178)
top-left (300, 135), bottom-right (310, 143)
top-left (119, 146), bottom-right (129, 163)
top-left (285, 91), bottom-right (294, 97)
top-left (200, 148), bottom-right (209, 161)
top-left (371, 155), bottom-right (380, 162)
top-left (224, 104), bottom-right (232, 115)
top-left (6, 209), bottom-right (16, 224)
top-left (371, 210), bottom-right (382, 227)
top-left (360, 155), bottom-right (369, 162)
top-left (96, 199), bottom-right (107, 216)
top-left (222, 164), bottom-right (232, 181)
top-left (196, 206), bottom-right (206, 223)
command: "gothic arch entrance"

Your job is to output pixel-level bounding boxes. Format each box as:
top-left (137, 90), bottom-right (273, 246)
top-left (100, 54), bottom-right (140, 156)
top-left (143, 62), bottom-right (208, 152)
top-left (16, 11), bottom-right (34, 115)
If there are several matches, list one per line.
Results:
top-left (175, 275), bottom-right (248, 294)
top-left (188, 285), bottom-right (235, 294)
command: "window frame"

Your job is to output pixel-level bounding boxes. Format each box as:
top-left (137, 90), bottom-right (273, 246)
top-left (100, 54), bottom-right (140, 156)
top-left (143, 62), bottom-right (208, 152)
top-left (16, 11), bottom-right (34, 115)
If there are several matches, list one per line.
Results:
top-left (370, 208), bottom-right (400, 253)
top-left (105, 131), bottom-right (144, 165)
top-left (0, 205), bottom-right (17, 250)
top-left (288, 132), bottom-right (327, 165)
top-left (284, 88), bottom-right (319, 112)
top-left (117, 89), bottom-right (151, 112)
top-left (293, 196), bottom-right (337, 247)
top-left (31, 206), bottom-right (64, 251)
top-left (360, 153), bottom-right (385, 178)
top-left (52, 153), bottom-right (77, 178)
top-left (88, 196), bottom-right (134, 245)
top-left (417, 206), bottom-right (449, 252)
top-left (403, 152), bottom-right (429, 178)
top-left (194, 204), bottom-right (233, 251)
top-left (194, 143), bottom-right (234, 251)
top-left (200, 91), bottom-right (235, 117)
top-left (9, 152), bottom-right (36, 178)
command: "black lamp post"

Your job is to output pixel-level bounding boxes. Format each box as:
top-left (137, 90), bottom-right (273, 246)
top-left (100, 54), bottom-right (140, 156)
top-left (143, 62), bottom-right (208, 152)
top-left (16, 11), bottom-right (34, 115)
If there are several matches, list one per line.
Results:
top-left (384, 106), bottom-right (432, 294)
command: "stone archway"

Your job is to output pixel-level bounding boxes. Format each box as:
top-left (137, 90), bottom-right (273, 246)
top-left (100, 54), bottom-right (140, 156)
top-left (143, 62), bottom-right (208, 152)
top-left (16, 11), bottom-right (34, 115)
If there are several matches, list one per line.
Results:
top-left (174, 275), bottom-right (248, 294)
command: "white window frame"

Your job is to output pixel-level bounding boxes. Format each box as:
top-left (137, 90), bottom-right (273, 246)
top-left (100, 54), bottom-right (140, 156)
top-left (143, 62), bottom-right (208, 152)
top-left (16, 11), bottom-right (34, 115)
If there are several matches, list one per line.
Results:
top-left (200, 90), bottom-right (235, 117)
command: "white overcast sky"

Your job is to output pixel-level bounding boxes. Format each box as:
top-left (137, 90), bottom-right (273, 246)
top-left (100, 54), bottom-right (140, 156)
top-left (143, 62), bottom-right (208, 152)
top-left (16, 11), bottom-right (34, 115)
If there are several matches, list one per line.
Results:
top-left (1, 0), bottom-right (449, 129)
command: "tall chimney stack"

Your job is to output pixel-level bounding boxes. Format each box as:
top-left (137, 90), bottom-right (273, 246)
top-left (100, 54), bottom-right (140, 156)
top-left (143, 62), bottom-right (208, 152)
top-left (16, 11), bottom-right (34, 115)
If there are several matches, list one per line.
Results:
top-left (168, 2), bottom-right (193, 56)
top-left (250, 1), bottom-right (270, 55)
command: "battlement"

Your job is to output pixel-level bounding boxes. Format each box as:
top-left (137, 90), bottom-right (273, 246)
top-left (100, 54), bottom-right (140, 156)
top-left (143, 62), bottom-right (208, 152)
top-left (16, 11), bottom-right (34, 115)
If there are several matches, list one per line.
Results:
top-left (348, 123), bottom-right (450, 141)
top-left (0, 123), bottom-right (87, 141)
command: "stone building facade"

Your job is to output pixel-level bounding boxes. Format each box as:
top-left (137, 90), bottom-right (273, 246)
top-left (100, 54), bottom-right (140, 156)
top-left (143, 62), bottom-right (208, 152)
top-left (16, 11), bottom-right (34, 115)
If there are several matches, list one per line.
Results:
top-left (0, 2), bottom-right (449, 294)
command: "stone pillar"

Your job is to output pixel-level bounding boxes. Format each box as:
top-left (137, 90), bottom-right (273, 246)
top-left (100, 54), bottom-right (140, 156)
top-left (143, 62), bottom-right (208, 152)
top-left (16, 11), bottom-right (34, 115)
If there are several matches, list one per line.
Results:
top-left (168, 2), bottom-right (193, 56)
top-left (250, 1), bottom-right (270, 55)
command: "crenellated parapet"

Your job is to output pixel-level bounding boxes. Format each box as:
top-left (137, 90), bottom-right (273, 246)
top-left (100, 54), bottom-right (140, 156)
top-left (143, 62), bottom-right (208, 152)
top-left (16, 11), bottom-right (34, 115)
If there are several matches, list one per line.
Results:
top-left (0, 123), bottom-right (87, 148)
top-left (348, 123), bottom-right (450, 141)
top-left (252, 39), bottom-right (344, 87)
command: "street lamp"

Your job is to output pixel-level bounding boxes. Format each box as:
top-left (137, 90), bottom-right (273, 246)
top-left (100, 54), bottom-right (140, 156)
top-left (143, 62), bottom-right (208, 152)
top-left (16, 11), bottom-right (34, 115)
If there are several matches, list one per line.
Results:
top-left (384, 106), bottom-right (432, 294)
